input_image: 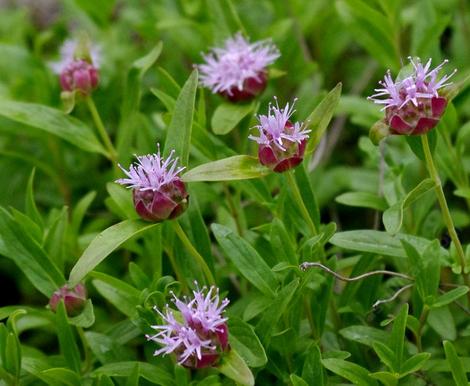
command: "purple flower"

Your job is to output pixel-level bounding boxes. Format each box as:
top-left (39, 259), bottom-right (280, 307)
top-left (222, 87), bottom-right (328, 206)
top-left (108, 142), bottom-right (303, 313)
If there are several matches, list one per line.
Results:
top-left (49, 283), bottom-right (87, 317)
top-left (60, 60), bottom-right (99, 95)
top-left (249, 98), bottom-right (310, 172)
top-left (198, 32), bottom-right (280, 102)
top-left (50, 39), bottom-right (101, 74)
top-left (368, 57), bottom-right (456, 135)
top-left (146, 285), bottom-right (230, 368)
top-left (116, 146), bottom-right (189, 222)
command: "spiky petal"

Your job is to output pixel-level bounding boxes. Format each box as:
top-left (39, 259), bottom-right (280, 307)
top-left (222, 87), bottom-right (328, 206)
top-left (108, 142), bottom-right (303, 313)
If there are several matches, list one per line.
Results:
top-left (50, 39), bottom-right (101, 74)
top-left (198, 32), bottom-right (280, 101)
top-left (146, 285), bottom-right (230, 368)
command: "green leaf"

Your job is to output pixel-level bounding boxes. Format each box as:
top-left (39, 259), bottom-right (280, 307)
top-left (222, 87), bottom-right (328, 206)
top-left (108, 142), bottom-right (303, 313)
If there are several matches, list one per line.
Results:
top-left (182, 155), bottom-right (271, 182)
top-left (40, 368), bottom-right (81, 386)
top-left (69, 299), bottom-right (95, 328)
top-left (163, 70), bottom-right (198, 167)
top-left (0, 207), bottom-right (64, 296)
top-left (71, 191), bottom-right (96, 235)
top-left (321, 358), bottom-right (378, 386)
top-left (270, 218), bottom-right (298, 265)
top-left (368, 371), bottom-right (398, 385)
top-left (329, 230), bottom-right (445, 258)
top-left (372, 342), bottom-right (395, 371)
top-left (306, 83), bottom-right (342, 154)
top-left (432, 286), bottom-right (469, 308)
top-left (443, 340), bottom-right (468, 386)
top-left (91, 272), bottom-right (140, 318)
top-left (56, 302), bottom-right (81, 373)
top-left (290, 374), bottom-right (309, 386)
top-left (391, 303), bottom-right (408, 372)
top-left (293, 164), bottom-right (321, 230)
top-left (69, 220), bottom-right (159, 286)
top-left (302, 344), bottom-right (324, 386)
top-left (216, 349), bottom-right (254, 386)
top-left (255, 279), bottom-right (299, 346)
top-left (0, 100), bottom-right (107, 156)
top-left (400, 352), bottom-right (431, 377)
top-left (428, 306), bottom-right (456, 340)
top-left (336, 192), bottom-right (387, 211)
top-left (340, 326), bottom-right (389, 348)
top-left (405, 129), bottom-right (437, 161)
top-left (228, 316), bottom-right (267, 368)
top-left (383, 179), bottom-right (435, 234)
top-left (211, 102), bottom-right (254, 135)
top-left (92, 361), bottom-right (174, 386)
top-left (211, 223), bottom-right (277, 296)
top-left (25, 168), bottom-right (43, 227)
top-left (125, 363), bottom-right (140, 386)
top-left (4, 331), bottom-right (21, 379)
top-left (106, 183), bottom-right (138, 220)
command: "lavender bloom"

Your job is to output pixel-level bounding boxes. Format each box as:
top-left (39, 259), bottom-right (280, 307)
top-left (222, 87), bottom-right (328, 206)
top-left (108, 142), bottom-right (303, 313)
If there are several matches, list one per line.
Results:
top-left (198, 32), bottom-right (280, 102)
top-left (146, 285), bottom-right (230, 368)
top-left (50, 39), bottom-right (101, 74)
top-left (116, 146), bottom-right (189, 222)
top-left (249, 98), bottom-right (310, 172)
top-left (368, 57), bottom-right (456, 135)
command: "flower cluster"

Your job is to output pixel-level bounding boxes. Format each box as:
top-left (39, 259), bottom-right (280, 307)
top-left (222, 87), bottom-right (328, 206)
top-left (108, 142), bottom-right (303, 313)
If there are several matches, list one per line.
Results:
top-left (116, 147), bottom-right (188, 222)
top-left (249, 98), bottom-right (310, 172)
top-left (146, 285), bottom-right (230, 368)
top-left (199, 33), bottom-right (280, 102)
top-left (369, 57), bottom-right (456, 135)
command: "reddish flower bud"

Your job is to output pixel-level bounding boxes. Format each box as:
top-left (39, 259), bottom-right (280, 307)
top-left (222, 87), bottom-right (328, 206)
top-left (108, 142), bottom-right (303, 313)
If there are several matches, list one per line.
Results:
top-left (249, 98), bottom-right (310, 173)
top-left (49, 283), bottom-right (87, 317)
top-left (369, 57), bottom-right (456, 135)
top-left (60, 60), bottom-right (99, 95)
top-left (116, 147), bottom-right (188, 222)
top-left (220, 71), bottom-right (268, 102)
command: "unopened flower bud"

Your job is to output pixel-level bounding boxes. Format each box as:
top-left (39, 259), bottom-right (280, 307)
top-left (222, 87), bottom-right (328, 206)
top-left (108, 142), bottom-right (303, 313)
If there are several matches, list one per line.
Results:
top-left (116, 146), bottom-right (188, 222)
top-left (249, 98), bottom-right (310, 173)
top-left (60, 60), bottom-right (99, 95)
top-left (368, 57), bottom-right (456, 135)
top-left (49, 283), bottom-right (87, 317)
top-left (198, 33), bottom-right (279, 103)
top-left (146, 284), bottom-right (230, 368)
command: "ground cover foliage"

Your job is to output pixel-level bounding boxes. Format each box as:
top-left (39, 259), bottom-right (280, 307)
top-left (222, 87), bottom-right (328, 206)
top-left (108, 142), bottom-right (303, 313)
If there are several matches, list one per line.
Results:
top-left (0, 0), bottom-right (470, 385)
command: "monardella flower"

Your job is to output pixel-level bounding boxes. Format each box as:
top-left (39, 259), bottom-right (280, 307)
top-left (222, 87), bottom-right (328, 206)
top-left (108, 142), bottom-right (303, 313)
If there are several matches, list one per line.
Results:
top-left (368, 57), bottom-right (456, 135)
top-left (116, 147), bottom-right (188, 222)
top-left (49, 283), bottom-right (87, 317)
top-left (249, 98), bottom-right (310, 172)
top-left (60, 60), bottom-right (99, 95)
top-left (198, 32), bottom-right (280, 102)
top-left (50, 39), bottom-right (101, 74)
top-left (146, 285), bottom-right (230, 368)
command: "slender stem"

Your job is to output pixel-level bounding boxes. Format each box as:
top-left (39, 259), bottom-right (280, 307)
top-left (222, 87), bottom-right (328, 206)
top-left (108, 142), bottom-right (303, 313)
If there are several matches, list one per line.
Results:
top-left (85, 97), bottom-right (118, 162)
top-left (416, 306), bottom-right (429, 352)
top-left (77, 327), bottom-right (92, 373)
top-left (372, 284), bottom-right (414, 309)
top-left (172, 220), bottom-right (215, 285)
top-left (421, 134), bottom-right (468, 276)
top-left (300, 262), bottom-right (413, 282)
top-left (223, 183), bottom-right (243, 236)
top-left (286, 170), bottom-right (318, 236)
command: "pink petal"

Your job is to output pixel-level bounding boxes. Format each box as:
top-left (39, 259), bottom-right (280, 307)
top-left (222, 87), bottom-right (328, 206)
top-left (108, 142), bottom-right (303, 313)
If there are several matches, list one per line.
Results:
top-left (431, 97), bottom-right (447, 118)
top-left (390, 115), bottom-right (412, 135)
top-left (413, 117), bottom-right (439, 135)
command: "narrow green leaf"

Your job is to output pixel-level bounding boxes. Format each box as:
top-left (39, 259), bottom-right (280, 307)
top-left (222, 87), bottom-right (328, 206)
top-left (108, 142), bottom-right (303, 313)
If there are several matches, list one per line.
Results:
top-left (71, 191), bottom-right (96, 234)
top-left (432, 286), bottom-right (469, 308)
top-left (391, 303), bottom-right (408, 372)
top-left (290, 374), bottom-right (309, 386)
top-left (383, 178), bottom-right (435, 234)
top-left (400, 352), bottom-right (431, 377)
top-left (69, 220), bottom-right (159, 286)
top-left (40, 368), bottom-right (81, 386)
top-left (25, 168), bottom-right (43, 227)
top-left (302, 344), bottom-right (324, 386)
top-left (405, 129), bottom-right (437, 160)
top-left (91, 272), bottom-right (140, 318)
top-left (0, 101), bottom-right (107, 156)
top-left (163, 70), bottom-right (198, 166)
top-left (182, 155), bottom-right (271, 182)
top-left (321, 358), bottom-right (378, 386)
top-left (428, 306), bottom-right (456, 340)
top-left (329, 230), bottom-right (445, 258)
top-left (443, 340), bottom-right (468, 386)
top-left (270, 218), bottom-right (298, 265)
top-left (4, 332), bottom-right (21, 379)
top-left (340, 326), bottom-right (389, 348)
top-left (306, 83), bottom-right (342, 154)
top-left (211, 223), bottom-right (277, 297)
top-left (56, 302), bottom-right (81, 373)
top-left (106, 183), bottom-right (138, 220)
top-left (211, 102), bottom-right (253, 135)
top-left (125, 363), bottom-right (140, 386)
top-left (69, 299), bottom-right (95, 328)
top-left (372, 341), bottom-right (395, 372)
top-left (228, 316), bottom-right (267, 368)
top-left (216, 349), bottom-right (254, 386)
top-left (368, 371), bottom-right (398, 385)
top-left (336, 192), bottom-right (387, 211)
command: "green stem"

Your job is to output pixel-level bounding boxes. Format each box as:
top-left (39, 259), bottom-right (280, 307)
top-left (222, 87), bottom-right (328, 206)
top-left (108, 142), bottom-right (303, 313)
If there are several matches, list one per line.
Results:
top-left (416, 306), bottom-right (429, 353)
top-left (172, 220), bottom-right (215, 285)
top-left (421, 134), bottom-right (468, 278)
top-left (85, 97), bottom-right (118, 163)
top-left (286, 170), bottom-right (318, 236)
top-left (77, 327), bottom-right (92, 373)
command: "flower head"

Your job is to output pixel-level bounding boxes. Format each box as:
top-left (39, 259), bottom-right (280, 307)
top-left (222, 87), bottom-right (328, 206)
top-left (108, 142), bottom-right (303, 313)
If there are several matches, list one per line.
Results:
top-left (249, 98), bottom-right (310, 172)
top-left (368, 57), bottom-right (456, 135)
top-left (50, 39), bottom-right (101, 74)
top-left (146, 284), bottom-right (230, 368)
top-left (116, 146), bottom-right (188, 222)
top-left (60, 60), bottom-right (99, 95)
top-left (198, 32), bottom-right (280, 102)
top-left (49, 283), bottom-right (87, 317)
